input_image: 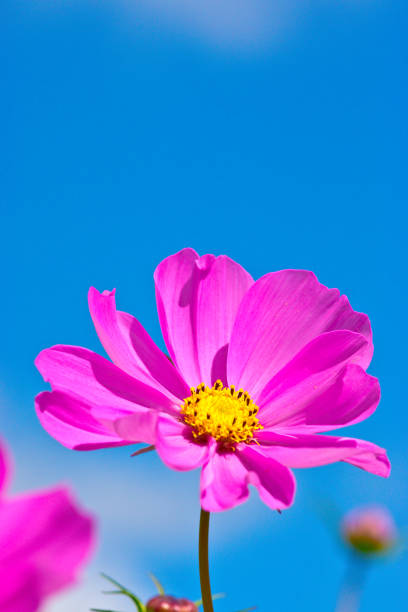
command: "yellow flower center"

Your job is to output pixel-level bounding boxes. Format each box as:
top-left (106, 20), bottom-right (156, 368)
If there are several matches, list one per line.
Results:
top-left (181, 380), bottom-right (263, 449)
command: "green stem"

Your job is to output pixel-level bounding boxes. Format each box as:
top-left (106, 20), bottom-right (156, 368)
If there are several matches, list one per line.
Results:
top-left (199, 509), bottom-right (214, 612)
top-left (335, 555), bottom-right (369, 612)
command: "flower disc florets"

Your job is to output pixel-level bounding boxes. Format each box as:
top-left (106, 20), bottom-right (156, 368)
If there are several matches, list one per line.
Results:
top-left (181, 380), bottom-right (263, 450)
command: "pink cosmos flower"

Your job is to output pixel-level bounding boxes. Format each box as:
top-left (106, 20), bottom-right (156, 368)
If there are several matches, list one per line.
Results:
top-left (35, 249), bottom-right (390, 512)
top-left (0, 440), bottom-right (95, 612)
top-left (342, 506), bottom-right (396, 555)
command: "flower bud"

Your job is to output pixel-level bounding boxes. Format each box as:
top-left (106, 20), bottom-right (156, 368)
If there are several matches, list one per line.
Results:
top-left (342, 506), bottom-right (396, 555)
top-left (146, 595), bottom-right (199, 612)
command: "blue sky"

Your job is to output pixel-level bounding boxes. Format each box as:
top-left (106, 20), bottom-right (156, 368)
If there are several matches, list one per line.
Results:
top-left (1, 1), bottom-right (406, 610)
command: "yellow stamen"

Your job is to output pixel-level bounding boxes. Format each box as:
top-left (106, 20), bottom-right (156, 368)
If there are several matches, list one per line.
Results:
top-left (181, 380), bottom-right (263, 450)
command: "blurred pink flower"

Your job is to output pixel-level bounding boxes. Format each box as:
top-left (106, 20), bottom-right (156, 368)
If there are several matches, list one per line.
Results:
top-left (0, 440), bottom-right (95, 612)
top-left (35, 249), bottom-right (390, 512)
top-left (342, 506), bottom-right (396, 555)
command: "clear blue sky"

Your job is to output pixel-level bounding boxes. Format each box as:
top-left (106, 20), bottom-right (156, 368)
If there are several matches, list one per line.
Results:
top-left (1, 1), bottom-right (406, 611)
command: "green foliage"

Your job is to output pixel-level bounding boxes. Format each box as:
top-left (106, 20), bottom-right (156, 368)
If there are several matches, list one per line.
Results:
top-left (148, 572), bottom-right (165, 596)
top-left (90, 573), bottom-right (146, 612)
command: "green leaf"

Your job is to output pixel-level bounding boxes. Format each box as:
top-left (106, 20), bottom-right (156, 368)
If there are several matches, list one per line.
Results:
top-left (148, 572), bottom-right (165, 595)
top-left (195, 593), bottom-right (225, 607)
top-left (100, 574), bottom-right (128, 591)
top-left (98, 573), bottom-right (146, 612)
top-left (90, 608), bottom-right (122, 612)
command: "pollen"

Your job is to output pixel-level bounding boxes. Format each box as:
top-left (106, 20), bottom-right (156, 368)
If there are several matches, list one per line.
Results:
top-left (181, 380), bottom-right (263, 449)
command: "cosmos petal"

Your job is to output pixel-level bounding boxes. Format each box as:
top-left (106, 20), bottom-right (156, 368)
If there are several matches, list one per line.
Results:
top-left (155, 414), bottom-right (209, 471)
top-left (35, 345), bottom-right (177, 415)
top-left (237, 445), bottom-right (296, 510)
top-left (154, 248), bottom-right (252, 387)
top-left (257, 333), bottom-right (376, 430)
top-left (228, 270), bottom-right (372, 398)
top-left (89, 287), bottom-right (189, 401)
top-left (0, 441), bottom-right (10, 495)
top-left (193, 255), bottom-right (253, 385)
top-left (35, 346), bottom-right (178, 450)
top-left (200, 444), bottom-right (295, 513)
top-left (114, 410), bottom-right (158, 445)
top-left (0, 565), bottom-right (40, 612)
top-left (342, 439), bottom-right (390, 477)
top-left (262, 364), bottom-right (380, 433)
top-left (256, 433), bottom-right (390, 476)
top-left (256, 431), bottom-right (367, 467)
top-left (200, 444), bottom-right (250, 512)
top-left (0, 487), bottom-right (95, 608)
top-left (35, 391), bottom-right (130, 450)
top-left (154, 248), bottom-right (201, 386)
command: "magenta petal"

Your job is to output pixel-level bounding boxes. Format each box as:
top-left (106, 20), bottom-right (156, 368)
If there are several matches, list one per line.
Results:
top-left (200, 445), bottom-right (249, 512)
top-left (256, 432), bottom-right (390, 476)
top-left (0, 566), bottom-right (41, 612)
top-left (342, 439), bottom-right (391, 477)
top-left (35, 391), bottom-right (129, 450)
top-left (0, 442), bottom-right (10, 495)
top-left (155, 415), bottom-right (209, 471)
top-left (238, 446), bottom-right (296, 510)
top-left (271, 364), bottom-right (380, 433)
top-left (154, 248), bottom-right (253, 387)
top-left (114, 410), bottom-right (158, 444)
top-left (256, 432), bottom-right (367, 467)
top-left (154, 248), bottom-right (201, 386)
top-left (35, 346), bottom-right (178, 450)
top-left (35, 345), bottom-right (178, 415)
top-left (228, 270), bottom-right (373, 398)
top-left (89, 287), bottom-right (189, 401)
top-left (257, 332), bottom-right (375, 430)
top-left (0, 487), bottom-right (95, 609)
top-left (193, 255), bottom-right (253, 385)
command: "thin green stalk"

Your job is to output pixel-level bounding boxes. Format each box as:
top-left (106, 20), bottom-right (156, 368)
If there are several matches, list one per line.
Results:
top-left (199, 509), bottom-right (214, 612)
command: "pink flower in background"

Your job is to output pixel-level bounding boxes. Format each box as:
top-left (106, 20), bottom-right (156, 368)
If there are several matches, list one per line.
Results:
top-left (0, 440), bottom-right (95, 612)
top-left (342, 506), bottom-right (396, 555)
top-left (35, 248), bottom-right (390, 512)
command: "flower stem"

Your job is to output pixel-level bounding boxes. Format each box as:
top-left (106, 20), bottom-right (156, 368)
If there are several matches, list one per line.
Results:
top-left (335, 555), bottom-right (369, 612)
top-left (199, 509), bottom-right (214, 612)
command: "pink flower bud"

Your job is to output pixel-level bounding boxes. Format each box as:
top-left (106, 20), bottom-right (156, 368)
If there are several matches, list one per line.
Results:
top-left (146, 595), bottom-right (198, 612)
top-left (342, 506), bottom-right (396, 555)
